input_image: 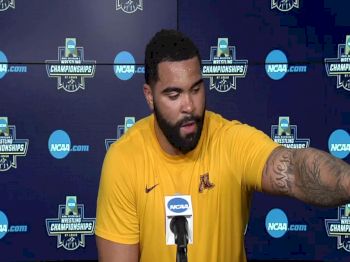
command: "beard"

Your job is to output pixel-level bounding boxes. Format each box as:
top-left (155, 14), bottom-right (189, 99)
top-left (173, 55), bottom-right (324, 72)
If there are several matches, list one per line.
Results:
top-left (153, 103), bottom-right (205, 154)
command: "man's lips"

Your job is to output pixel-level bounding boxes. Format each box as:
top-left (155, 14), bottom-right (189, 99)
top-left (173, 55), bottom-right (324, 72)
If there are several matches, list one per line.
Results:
top-left (181, 120), bottom-right (195, 127)
top-left (180, 121), bottom-right (196, 133)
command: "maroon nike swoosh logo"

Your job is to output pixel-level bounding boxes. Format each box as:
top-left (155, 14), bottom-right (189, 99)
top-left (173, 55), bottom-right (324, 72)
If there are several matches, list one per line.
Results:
top-left (145, 184), bottom-right (158, 193)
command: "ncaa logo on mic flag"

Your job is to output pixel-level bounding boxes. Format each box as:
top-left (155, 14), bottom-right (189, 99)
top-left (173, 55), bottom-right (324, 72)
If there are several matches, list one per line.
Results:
top-left (165, 195), bottom-right (193, 245)
top-left (167, 198), bottom-right (189, 213)
top-left (165, 195), bottom-right (193, 216)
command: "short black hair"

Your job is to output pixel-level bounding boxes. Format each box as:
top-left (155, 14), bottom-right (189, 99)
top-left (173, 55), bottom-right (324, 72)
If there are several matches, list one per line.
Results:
top-left (144, 29), bottom-right (201, 87)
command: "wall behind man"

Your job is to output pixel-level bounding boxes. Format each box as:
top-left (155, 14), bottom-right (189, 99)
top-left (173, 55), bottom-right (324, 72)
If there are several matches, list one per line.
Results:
top-left (0, 1), bottom-right (176, 261)
top-left (178, 0), bottom-right (350, 261)
top-left (1, 0), bottom-right (349, 261)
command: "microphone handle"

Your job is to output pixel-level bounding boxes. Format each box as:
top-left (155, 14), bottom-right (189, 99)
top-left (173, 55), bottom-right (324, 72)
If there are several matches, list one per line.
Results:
top-left (176, 246), bottom-right (188, 262)
top-left (171, 216), bottom-right (189, 246)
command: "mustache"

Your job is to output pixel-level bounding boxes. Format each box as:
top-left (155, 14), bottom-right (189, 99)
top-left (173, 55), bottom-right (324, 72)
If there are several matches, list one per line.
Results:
top-left (177, 115), bottom-right (201, 127)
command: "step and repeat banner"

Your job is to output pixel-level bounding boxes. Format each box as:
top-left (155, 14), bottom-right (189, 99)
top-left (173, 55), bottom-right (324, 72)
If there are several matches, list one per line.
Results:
top-left (179, 0), bottom-right (350, 261)
top-left (0, 1), bottom-right (177, 261)
top-left (1, 0), bottom-right (350, 261)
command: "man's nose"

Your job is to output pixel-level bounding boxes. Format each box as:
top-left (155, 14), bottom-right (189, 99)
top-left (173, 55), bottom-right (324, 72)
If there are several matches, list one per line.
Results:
top-left (181, 93), bottom-right (194, 113)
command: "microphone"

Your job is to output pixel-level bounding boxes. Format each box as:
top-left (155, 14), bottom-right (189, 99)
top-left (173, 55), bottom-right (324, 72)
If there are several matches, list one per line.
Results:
top-left (170, 216), bottom-right (189, 248)
top-left (171, 216), bottom-right (189, 262)
top-left (164, 195), bottom-right (193, 262)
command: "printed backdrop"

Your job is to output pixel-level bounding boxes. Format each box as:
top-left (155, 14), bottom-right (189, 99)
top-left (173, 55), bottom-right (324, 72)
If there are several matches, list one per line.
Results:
top-left (0, 1), bottom-right (177, 261)
top-left (0, 0), bottom-right (350, 261)
top-left (179, 1), bottom-right (350, 261)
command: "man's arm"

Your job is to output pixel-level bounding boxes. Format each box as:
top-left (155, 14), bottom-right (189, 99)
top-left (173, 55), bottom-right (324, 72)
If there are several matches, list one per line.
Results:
top-left (262, 146), bottom-right (350, 207)
top-left (96, 236), bottom-right (139, 262)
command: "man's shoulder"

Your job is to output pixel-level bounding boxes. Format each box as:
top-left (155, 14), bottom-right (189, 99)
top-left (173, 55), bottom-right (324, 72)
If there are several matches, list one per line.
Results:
top-left (206, 111), bottom-right (243, 133)
top-left (205, 111), bottom-right (267, 143)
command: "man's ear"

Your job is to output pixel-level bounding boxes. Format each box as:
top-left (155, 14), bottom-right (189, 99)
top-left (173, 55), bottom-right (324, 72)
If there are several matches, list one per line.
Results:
top-left (143, 84), bottom-right (154, 111)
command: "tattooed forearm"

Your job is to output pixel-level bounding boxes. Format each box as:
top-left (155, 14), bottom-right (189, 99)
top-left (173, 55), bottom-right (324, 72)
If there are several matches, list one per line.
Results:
top-left (263, 147), bottom-right (350, 207)
top-left (269, 149), bottom-right (295, 195)
top-left (295, 149), bottom-right (350, 206)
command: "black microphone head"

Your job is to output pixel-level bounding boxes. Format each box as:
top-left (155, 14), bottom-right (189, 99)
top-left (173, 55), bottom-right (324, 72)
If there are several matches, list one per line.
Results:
top-left (170, 216), bottom-right (187, 234)
top-left (170, 216), bottom-right (189, 246)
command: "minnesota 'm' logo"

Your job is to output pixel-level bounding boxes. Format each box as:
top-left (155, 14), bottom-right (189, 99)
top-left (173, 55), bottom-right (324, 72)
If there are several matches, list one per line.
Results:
top-left (199, 173), bottom-right (215, 193)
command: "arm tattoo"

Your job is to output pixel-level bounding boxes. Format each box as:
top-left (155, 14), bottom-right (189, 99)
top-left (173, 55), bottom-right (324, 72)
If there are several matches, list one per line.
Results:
top-left (297, 153), bottom-right (335, 205)
top-left (266, 147), bottom-right (350, 207)
top-left (269, 149), bottom-right (295, 195)
top-left (296, 150), bottom-right (350, 206)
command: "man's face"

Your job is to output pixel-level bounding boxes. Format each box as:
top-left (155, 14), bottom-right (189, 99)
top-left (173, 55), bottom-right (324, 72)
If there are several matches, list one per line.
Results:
top-left (151, 57), bottom-right (205, 154)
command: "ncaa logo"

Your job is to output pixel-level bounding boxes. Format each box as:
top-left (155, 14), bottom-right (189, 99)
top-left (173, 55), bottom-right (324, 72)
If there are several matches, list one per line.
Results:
top-left (280, 118), bottom-right (289, 130)
top-left (48, 130), bottom-right (89, 159)
top-left (114, 51), bottom-right (135, 80)
top-left (0, 118), bottom-right (7, 133)
top-left (48, 130), bottom-right (71, 159)
top-left (218, 38), bottom-right (228, 53)
top-left (265, 50), bottom-right (288, 80)
top-left (67, 197), bottom-right (76, 209)
top-left (125, 118), bottom-right (134, 128)
top-left (167, 198), bottom-right (189, 213)
top-left (328, 129), bottom-right (350, 159)
top-left (0, 211), bottom-right (8, 239)
top-left (265, 49), bottom-right (307, 80)
top-left (66, 39), bottom-right (76, 54)
top-left (265, 208), bottom-right (288, 238)
top-left (0, 51), bottom-right (8, 79)
top-left (0, 50), bottom-right (27, 79)
top-left (114, 51), bottom-right (144, 80)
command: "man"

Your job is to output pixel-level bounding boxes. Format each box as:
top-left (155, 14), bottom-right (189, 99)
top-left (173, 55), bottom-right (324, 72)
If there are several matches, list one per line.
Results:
top-left (95, 29), bottom-right (350, 261)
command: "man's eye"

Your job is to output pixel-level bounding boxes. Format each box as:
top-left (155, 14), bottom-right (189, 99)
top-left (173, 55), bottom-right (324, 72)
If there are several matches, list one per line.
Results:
top-left (168, 93), bottom-right (179, 100)
top-left (192, 88), bottom-right (200, 93)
